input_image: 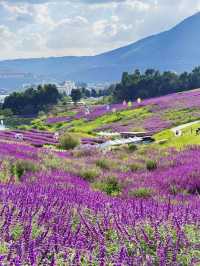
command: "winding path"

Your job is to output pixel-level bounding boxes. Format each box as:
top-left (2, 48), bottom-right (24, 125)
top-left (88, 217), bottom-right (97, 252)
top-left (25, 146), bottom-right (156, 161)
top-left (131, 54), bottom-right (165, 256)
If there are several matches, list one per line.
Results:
top-left (171, 120), bottom-right (200, 133)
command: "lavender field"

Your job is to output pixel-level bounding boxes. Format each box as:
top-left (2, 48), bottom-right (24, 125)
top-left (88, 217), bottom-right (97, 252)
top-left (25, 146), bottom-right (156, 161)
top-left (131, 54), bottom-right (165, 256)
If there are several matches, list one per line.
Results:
top-left (0, 139), bottom-right (199, 265)
top-left (43, 89), bottom-right (200, 135)
top-left (0, 90), bottom-right (199, 265)
top-left (3, 1), bottom-right (200, 265)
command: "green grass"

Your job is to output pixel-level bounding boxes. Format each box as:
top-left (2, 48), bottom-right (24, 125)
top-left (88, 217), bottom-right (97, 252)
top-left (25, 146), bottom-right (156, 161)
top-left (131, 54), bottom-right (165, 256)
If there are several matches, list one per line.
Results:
top-left (164, 108), bottom-right (199, 126)
top-left (128, 187), bottom-right (153, 198)
top-left (154, 122), bottom-right (200, 148)
top-left (69, 107), bottom-right (151, 134)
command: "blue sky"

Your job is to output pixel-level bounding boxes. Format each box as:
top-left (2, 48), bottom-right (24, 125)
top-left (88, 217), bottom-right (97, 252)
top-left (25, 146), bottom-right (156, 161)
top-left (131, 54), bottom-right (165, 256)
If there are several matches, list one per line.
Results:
top-left (0, 0), bottom-right (200, 60)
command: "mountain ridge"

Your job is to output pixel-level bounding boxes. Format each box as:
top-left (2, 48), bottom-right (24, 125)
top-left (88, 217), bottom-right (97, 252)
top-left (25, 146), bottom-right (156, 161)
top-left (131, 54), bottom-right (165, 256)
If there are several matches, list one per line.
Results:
top-left (1, 11), bottom-right (200, 89)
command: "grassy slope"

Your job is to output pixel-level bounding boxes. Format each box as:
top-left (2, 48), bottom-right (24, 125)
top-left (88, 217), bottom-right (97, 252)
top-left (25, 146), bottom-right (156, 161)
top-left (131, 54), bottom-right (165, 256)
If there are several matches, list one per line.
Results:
top-left (25, 88), bottom-right (200, 149)
top-left (154, 122), bottom-right (200, 148)
top-left (30, 107), bottom-right (151, 134)
top-left (69, 107), bottom-right (151, 134)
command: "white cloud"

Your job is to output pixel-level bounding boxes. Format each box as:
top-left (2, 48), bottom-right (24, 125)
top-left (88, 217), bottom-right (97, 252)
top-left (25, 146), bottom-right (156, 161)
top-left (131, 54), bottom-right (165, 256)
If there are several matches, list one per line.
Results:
top-left (0, 0), bottom-right (200, 59)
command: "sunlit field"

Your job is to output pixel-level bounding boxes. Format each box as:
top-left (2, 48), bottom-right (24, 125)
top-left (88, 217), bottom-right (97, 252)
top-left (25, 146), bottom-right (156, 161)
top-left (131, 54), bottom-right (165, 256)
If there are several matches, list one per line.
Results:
top-left (0, 89), bottom-right (199, 265)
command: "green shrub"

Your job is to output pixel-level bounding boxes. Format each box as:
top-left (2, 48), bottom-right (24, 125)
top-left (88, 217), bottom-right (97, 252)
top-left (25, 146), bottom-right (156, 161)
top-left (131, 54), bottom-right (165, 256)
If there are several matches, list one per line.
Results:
top-left (0, 161), bottom-right (11, 182)
top-left (129, 187), bottom-right (153, 198)
top-left (146, 160), bottom-right (157, 171)
top-left (129, 163), bottom-right (141, 172)
top-left (59, 133), bottom-right (80, 150)
top-left (128, 143), bottom-right (137, 152)
top-left (96, 159), bottom-right (110, 170)
top-left (55, 123), bottom-right (63, 129)
top-left (80, 168), bottom-right (100, 182)
top-left (93, 176), bottom-right (121, 196)
top-left (11, 160), bottom-right (37, 180)
top-left (11, 224), bottom-right (23, 241)
top-left (0, 242), bottom-right (8, 254)
top-left (104, 176), bottom-right (121, 195)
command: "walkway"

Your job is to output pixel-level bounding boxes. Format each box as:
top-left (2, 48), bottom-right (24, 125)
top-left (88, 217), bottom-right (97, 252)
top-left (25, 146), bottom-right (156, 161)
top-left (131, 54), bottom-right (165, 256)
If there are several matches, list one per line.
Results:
top-left (171, 120), bottom-right (200, 133)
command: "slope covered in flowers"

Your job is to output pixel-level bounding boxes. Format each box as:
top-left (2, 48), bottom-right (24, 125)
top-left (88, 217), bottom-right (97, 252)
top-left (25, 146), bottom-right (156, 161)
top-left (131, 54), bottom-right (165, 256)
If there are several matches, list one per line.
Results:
top-left (0, 89), bottom-right (200, 264)
top-left (0, 138), bottom-right (199, 265)
top-left (40, 89), bottom-right (200, 135)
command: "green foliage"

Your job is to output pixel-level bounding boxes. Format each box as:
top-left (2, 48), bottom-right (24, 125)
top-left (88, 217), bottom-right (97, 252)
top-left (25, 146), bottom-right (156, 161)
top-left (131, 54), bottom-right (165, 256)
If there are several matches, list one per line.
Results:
top-left (4, 116), bottom-right (33, 129)
top-left (128, 143), bottom-right (137, 152)
top-left (0, 160), bottom-right (12, 182)
top-left (154, 122), bottom-right (200, 148)
top-left (80, 168), bottom-right (100, 182)
top-left (165, 108), bottom-right (198, 126)
top-left (71, 89), bottom-right (82, 104)
top-left (129, 163), bottom-right (141, 172)
top-left (95, 158), bottom-right (110, 170)
top-left (146, 160), bottom-right (157, 171)
top-left (58, 133), bottom-right (80, 150)
top-left (11, 160), bottom-right (37, 180)
top-left (3, 84), bottom-right (61, 115)
top-left (128, 187), bottom-right (153, 198)
top-left (0, 243), bottom-right (8, 254)
top-left (0, 108), bottom-right (13, 117)
top-left (93, 176), bottom-right (121, 195)
top-left (112, 66), bottom-right (200, 102)
top-left (70, 107), bottom-right (150, 134)
top-left (11, 224), bottom-right (23, 240)
top-left (32, 224), bottom-right (43, 239)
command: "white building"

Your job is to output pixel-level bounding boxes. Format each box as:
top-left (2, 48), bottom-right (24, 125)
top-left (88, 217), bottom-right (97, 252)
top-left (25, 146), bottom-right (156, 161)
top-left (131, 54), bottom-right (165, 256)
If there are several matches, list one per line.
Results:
top-left (87, 82), bottom-right (110, 92)
top-left (57, 81), bottom-right (77, 96)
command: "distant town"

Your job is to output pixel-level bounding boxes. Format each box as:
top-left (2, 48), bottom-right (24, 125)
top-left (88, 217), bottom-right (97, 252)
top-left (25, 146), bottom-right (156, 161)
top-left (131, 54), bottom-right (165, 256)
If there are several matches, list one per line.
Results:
top-left (0, 77), bottom-right (110, 98)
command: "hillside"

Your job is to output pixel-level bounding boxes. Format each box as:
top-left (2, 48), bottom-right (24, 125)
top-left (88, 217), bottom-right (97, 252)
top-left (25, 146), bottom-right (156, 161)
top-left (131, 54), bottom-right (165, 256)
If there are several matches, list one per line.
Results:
top-left (0, 88), bottom-right (199, 264)
top-left (1, 12), bottom-right (200, 89)
top-left (31, 88), bottom-right (200, 137)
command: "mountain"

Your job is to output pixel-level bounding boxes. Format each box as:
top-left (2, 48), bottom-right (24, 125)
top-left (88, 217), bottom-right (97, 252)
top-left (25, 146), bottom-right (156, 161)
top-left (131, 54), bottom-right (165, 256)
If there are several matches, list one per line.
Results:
top-left (1, 12), bottom-right (200, 90)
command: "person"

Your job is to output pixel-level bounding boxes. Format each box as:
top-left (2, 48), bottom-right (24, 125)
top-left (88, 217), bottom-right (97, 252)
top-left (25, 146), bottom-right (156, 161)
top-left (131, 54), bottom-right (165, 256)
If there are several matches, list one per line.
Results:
top-left (15, 133), bottom-right (23, 141)
top-left (196, 128), bottom-right (200, 135)
top-left (128, 101), bottom-right (132, 107)
top-left (54, 132), bottom-right (59, 140)
top-left (175, 130), bottom-right (182, 137)
top-left (85, 106), bottom-right (90, 115)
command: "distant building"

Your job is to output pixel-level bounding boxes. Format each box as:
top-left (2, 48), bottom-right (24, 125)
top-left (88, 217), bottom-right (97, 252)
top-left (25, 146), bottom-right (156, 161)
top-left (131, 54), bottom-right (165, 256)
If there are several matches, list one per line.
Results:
top-left (87, 82), bottom-right (110, 92)
top-left (57, 81), bottom-right (77, 96)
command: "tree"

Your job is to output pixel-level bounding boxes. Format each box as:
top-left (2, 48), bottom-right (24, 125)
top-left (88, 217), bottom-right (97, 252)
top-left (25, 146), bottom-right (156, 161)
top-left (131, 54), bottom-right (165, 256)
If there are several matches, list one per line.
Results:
top-left (80, 87), bottom-right (91, 98)
top-left (71, 89), bottom-right (82, 104)
top-left (3, 84), bottom-right (61, 115)
top-left (91, 89), bottom-right (97, 98)
top-left (85, 89), bottom-right (91, 98)
top-left (111, 66), bottom-right (200, 103)
top-left (121, 72), bottom-right (129, 86)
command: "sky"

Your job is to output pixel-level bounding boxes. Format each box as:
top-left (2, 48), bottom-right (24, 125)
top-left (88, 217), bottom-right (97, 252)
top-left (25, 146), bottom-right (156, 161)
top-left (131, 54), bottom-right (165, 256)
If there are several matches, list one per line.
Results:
top-left (0, 0), bottom-right (200, 60)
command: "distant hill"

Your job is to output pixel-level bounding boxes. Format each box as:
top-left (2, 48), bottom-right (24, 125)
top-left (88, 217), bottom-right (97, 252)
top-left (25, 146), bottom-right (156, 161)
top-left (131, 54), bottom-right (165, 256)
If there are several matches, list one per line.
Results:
top-left (1, 12), bottom-right (200, 89)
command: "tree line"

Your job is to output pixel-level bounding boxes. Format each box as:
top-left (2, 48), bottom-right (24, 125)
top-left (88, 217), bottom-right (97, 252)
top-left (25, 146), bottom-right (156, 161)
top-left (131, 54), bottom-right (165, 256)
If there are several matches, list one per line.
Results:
top-left (70, 87), bottom-right (109, 104)
top-left (110, 67), bottom-right (200, 102)
top-left (3, 84), bottom-right (61, 115)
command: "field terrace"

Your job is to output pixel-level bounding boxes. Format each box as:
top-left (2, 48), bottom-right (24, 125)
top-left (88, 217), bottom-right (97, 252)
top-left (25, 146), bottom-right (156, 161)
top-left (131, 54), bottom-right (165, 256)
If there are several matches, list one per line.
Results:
top-left (42, 89), bottom-right (200, 136)
top-left (0, 129), bottom-right (103, 148)
top-left (0, 89), bottom-right (199, 264)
